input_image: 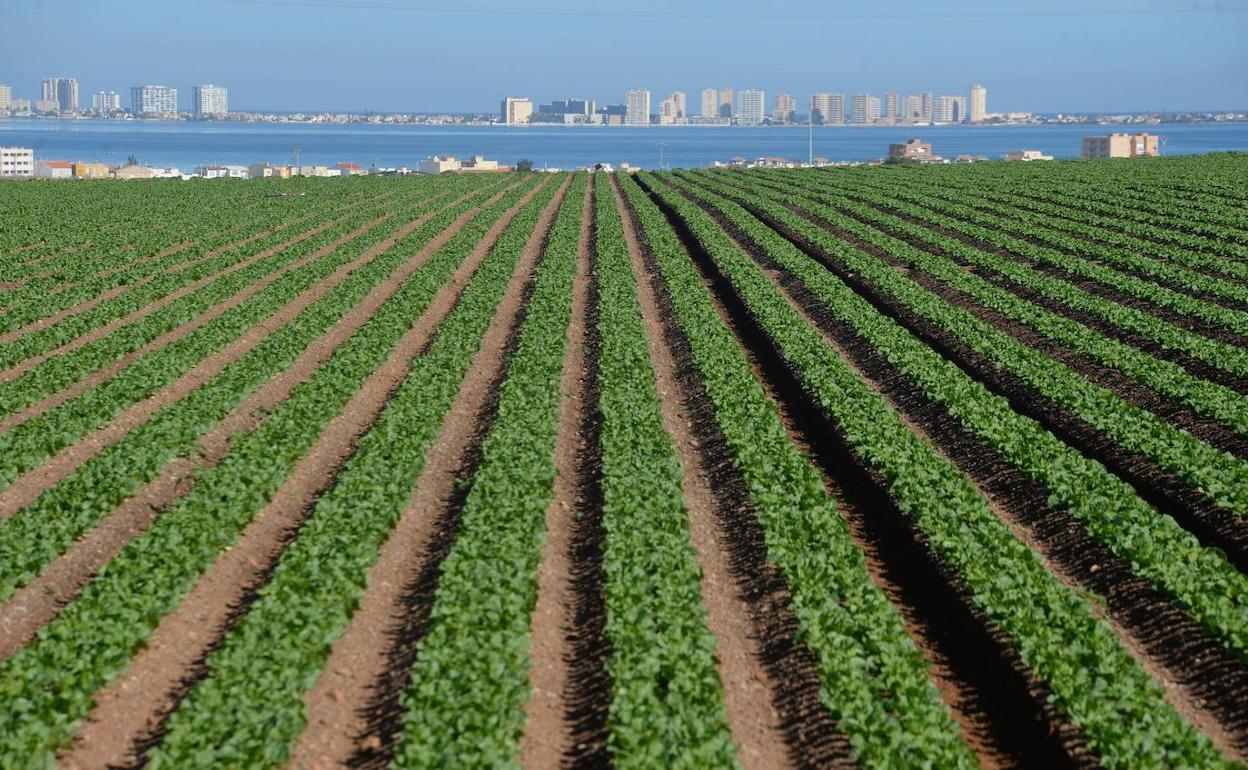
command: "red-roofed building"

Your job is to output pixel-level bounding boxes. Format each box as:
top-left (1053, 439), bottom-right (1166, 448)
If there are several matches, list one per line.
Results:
top-left (335, 162), bottom-right (367, 176)
top-left (34, 159), bottom-right (73, 179)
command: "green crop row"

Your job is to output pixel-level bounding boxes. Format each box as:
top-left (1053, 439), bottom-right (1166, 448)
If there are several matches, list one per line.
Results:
top-left (643, 172), bottom-right (1233, 770)
top-left (591, 173), bottom-right (739, 769)
top-left (674, 170), bottom-right (1248, 665)
top-left (0, 183), bottom-right (473, 496)
top-left (145, 175), bottom-right (565, 769)
top-left (740, 171), bottom-right (1248, 441)
top-left (0, 178), bottom-right (522, 604)
top-left (0, 175), bottom-right (531, 765)
top-left (617, 173), bottom-right (977, 768)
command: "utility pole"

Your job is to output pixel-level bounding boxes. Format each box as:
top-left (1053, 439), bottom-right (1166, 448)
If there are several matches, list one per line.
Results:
top-left (808, 108), bottom-right (813, 166)
top-left (292, 147), bottom-right (301, 172)
top-left (658, 142), bottom-right (668, 170)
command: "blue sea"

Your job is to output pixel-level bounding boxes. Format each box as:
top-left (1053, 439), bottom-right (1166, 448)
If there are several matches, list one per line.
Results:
top-left (1, 118), bottom-right (1246, 171)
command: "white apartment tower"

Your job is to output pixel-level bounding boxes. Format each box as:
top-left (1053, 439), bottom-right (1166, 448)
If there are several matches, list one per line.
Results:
top-left (42, 78), bottom-right (78, 110)
top-left (933, 95), bottom-right (968, 123)
top-left (970, 84), bottom-right (987, 123)
top-left (92, 91), bottom-right (122, 113)
top-left (718, 88), bottom-right (733, 119)
top-left (809, 93), bottom-right (845, 125)
top-left (625, 90), bottom-right (651, 125)
top-left (883, 91), bottom-right (899, 120)
top-left (772, 92), bottom-right (796, 123)
top-left (737, 90), bottom-right (764, 125)
top-left (850, 93), bottom-right (880, 124)
top-left (658, 92), bottom-right (686, 124)
top-left (0, 85), bottom-right (11, 110)
top-left (501, 97), bottom-right (534, 125)
top-left (192, 84), bottom-right (229, 118)
top-left (700, 88), bottom-right (718, 118)
top-left (920, 90), bottom-right (934, 122)
top-left (131, 85), bottom-right (178, 115)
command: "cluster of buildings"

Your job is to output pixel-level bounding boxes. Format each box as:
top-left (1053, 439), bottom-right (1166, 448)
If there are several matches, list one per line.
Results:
top-left (0, 149), bottom-right (511, 180)
top-left (880, 130), bottom-right (1159, 165)
top-left (501, 85), bottom-right (1000, 126)
top-left (0, 77), bottom-right (229, 118)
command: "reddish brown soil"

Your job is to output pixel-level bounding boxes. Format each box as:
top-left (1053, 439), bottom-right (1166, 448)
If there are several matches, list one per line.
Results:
top-left (518, 180), bottom-right (593, 769)
top-left (0, 186), bottom-right (495, 662)
top-left (286, 176), bottom-right (567, 770)
top-left (611, 177), bottom-right (794, 770)
top-left (57, 178), bottom-right (552, 770)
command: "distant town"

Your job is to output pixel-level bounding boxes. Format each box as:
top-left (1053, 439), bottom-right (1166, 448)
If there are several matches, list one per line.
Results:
top-left (1, 77), bottom-right (1244, 127)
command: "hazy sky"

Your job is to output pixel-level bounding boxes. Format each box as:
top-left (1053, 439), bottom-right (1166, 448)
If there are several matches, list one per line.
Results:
top-left (2, 0), bottom-right (1245, 113)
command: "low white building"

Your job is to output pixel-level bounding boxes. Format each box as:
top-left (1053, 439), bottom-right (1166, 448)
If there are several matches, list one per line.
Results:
top-left (418, 155), bottom-right (461, 174)
top-left (461, 155), bottom-right (499, 171)
top-left (35, 160), bottom-right (74, 179)
top-left (0, 146), bottom-right (34, 177)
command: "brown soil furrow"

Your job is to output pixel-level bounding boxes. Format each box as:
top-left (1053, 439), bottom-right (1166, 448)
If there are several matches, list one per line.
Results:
top-left (0, 216), bottom-right (347, 382)
top-left (719, 191), bottom-right (1248, 762)
top-left (287, 177), bottom-right (567, 770)
top-left (0, 187), bottom-right (497, 662)
top-left (519, 181), bottom-right (593, 770)
top-left (697, 178), bottom-right (1248, 760)
top-left (611, 177), bottom-right (796, 770)
top-left (58, 177), bottom-right (554, 770)
top-left (0, 215), bottom-right (397, 519)
top-left (646, 174), bottom-right (1086, 769)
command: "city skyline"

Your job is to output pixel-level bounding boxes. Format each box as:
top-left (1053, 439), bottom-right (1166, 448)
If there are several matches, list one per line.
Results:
top-left (1, 1), bottom-right (1244, 113)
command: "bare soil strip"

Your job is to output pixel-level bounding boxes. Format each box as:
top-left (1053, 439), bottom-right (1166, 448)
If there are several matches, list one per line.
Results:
top-left (0, 215), bottom-right (352, 382)
top-left (286, 178), bottom-right (568, 770)
top-left (0, 188), bottom-right (499, 662)
top-left (56, 180), bottom-right (557, 770)
top-left (559, 183), bottom-right (612, 770)
top-left (644, 175), bottom-right (1088, 769)
top-left (694, 185), bottom-right (1248, 761)
top-left (519, 181), bottom-right (593, 770)
top-left (613, 178), bottom-right (798, 770)
top-left (0, 216), bottom-right (401, 523)
top-left (747, 193), bottom-right (1248, 574)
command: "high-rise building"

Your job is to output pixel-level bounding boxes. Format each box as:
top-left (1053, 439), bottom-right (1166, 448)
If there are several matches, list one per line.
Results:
top-left (970, 84), bottom-right (987, 123)
top-left (701, 88), bottom-right (718, 118)
top-left (41, 78), bottom-right (78, 110)
top-left (737, 89), bottom-right (764, 125)
top-left (671, 90), bottom-right (687, 118)
top-left (131, 85), bottom-right (178, 115)
top-left (809, 92), bottom-right (845, 125)
top-left (932, 95), bottom-right (967, 123)
top-left (883, 92), bottom-right (899, 121)
top-left (501, 97), bottom-right (533, 125)
top-left (192, 84), bottom-right (229, 118)
top-left (772, 92), bottom-right (796, 123)
top-left (850, 93), bottom-right (879, 124)
top-left (718, 88), bottom-right (733, 119)
top-left (658, 92), bottom-right (686, 124)
top-left (0, 85), bottom-right (11, 110)
top-left (625, 89), bottom-right (651, 125)
top-left (920, 90), bottom-right (934, 122)
top-left (902, 95), bottom-right (923, 122)
top-left (92, 91), bottom-right (121, 113)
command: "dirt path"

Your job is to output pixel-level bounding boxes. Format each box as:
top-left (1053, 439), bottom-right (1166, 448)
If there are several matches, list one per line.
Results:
top-left (518, 181), bottom-right (593, 769)
top-left (57, 178), bottom-right (555, 770)
top-left (0, 186), bottom-right (502, 663)
top-left (611, 177), bottom-right (794, 770)
top-left (286, 177), bottom-right (569, 770)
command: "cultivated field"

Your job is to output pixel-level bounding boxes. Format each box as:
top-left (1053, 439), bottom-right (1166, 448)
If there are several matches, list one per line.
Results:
top-left (0, 155), bottom-right (1246, 769)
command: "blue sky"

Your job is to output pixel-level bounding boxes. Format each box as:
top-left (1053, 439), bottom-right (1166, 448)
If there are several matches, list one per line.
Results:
top-left (2, 0), bottom-right (1245, 113)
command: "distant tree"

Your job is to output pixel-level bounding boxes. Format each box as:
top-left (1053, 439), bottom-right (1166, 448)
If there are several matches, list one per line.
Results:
top-left (515, 158), bottom-right (534, 172)
top-left (126, 155), bottom-right (140, 166)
